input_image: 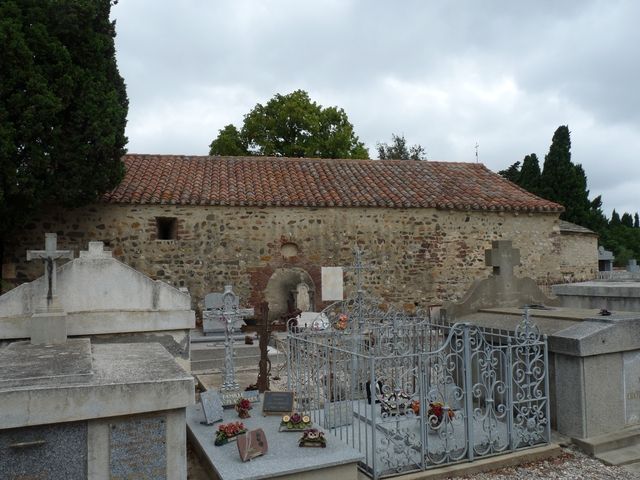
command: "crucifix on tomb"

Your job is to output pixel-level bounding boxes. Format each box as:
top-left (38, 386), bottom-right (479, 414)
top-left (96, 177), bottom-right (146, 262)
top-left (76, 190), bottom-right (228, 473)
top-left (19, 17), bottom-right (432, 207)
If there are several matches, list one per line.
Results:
top-left (25, 233), bottom-right (74, 344)
top-left (205, 285), bottom-right (254, 406)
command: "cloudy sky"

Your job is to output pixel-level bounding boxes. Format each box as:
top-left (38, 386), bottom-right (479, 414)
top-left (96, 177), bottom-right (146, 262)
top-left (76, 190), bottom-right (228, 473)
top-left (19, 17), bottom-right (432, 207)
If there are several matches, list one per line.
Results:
top-left (111, 0), bottom-right (640, 217)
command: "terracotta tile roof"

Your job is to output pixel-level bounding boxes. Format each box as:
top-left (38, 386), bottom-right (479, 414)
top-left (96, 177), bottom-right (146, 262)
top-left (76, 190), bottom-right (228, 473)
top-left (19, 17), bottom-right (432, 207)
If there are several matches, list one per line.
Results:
top-left (103, 154), bottom-right (564, 213)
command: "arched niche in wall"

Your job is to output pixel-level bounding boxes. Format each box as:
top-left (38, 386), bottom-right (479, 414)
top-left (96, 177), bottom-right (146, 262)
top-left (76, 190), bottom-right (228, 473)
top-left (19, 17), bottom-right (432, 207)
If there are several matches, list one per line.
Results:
top-left (264, 267), bottom-right (315, 321)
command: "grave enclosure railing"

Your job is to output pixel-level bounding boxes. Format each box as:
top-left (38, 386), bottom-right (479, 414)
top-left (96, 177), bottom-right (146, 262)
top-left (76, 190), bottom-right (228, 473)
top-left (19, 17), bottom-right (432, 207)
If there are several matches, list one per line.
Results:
top-left (286, 302), bottom-right (550, 479)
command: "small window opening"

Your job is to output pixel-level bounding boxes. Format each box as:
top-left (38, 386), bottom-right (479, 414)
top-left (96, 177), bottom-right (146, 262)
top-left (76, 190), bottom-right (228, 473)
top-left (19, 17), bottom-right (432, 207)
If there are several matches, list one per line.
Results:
top-left (156, 217), bottom-right (177, 240)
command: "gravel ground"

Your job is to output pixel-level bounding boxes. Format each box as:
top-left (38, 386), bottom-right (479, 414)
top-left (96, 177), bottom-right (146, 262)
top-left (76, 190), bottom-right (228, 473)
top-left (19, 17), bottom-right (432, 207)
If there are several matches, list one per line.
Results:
top-left (457, 446), bottom-right (640, 480)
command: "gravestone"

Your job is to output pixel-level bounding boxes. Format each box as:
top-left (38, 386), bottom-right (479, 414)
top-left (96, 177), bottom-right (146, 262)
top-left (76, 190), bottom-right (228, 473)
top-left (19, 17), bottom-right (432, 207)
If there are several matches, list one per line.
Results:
top-left (200, 390), bottom-right (224, 425)
top-left (628, 259), bottom-right (640, 273)
top-left (445, 239), bottom-right (559, 319)
top-left (0, 238), bottom-right (195, 478)
top-left (624, 351), bottom-right (640, 425)
top-left (26, 233), bottom-right (73, 344)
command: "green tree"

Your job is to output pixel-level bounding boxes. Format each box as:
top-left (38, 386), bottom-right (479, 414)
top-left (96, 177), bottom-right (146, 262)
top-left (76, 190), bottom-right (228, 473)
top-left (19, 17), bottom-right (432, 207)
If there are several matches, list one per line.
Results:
top-left (498, 161), bottom-right (521, 183)
top-left (518, 154), bottom-right (542, 195)
top-left (539, 126), bottom-right (591, 226)
top-left (621, 212), bottom-right (634, 228)
top-left (610, 210), bottom-right (621, 225)
top-left (209, 90), bottom-right (368, 159)
top-left (0, 0), bottom-right (128, 290)
top-left (634, 213), bottom-right (639, 228)
top-left (376, 134), bottom-right (427, 160)
top-left (209, 124), bottom-right (246, 156)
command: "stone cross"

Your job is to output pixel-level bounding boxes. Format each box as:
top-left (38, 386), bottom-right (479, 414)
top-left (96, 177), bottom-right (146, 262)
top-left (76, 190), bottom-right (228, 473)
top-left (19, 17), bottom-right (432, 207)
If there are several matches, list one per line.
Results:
top-left (485, 240), bottom-right (520, 279)
top-left (26, 233), bottom-right (73, 310)
top-left (212, 285), bottom-right (254, 406)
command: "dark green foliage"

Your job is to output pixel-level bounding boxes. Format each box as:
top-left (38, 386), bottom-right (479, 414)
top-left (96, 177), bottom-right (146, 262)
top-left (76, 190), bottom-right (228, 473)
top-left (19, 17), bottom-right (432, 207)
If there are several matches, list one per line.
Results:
top-left (621, 213), bottom-right (634, 228)
top-left (635, 213), bottom-right (639, 228)
top-left (539, 126), bottom-right (592, 226)
top-left (0, 0), bottom-right (128, 242)
top-left (209, 124), bottom-right (246, 156)
top-left (208, 90), bottom-right (368, 159)
top-left (498, 161), bottom-right (520, 182)
top-left (519, 154), bottom-right (542, 195)
top-left (610, 210), bottom-right (621, 225)
top-left (376, 134), bottom-right (427, 160)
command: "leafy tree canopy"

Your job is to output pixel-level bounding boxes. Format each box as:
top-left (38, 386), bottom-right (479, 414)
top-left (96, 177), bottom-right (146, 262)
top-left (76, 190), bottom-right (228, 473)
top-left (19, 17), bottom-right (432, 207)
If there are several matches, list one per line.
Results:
top-left (376, 134), bottom-right (427, 160)
top-left (0, 0), bottom-right (128, 242)
top-left (209, 90), bottom-right (368, 159)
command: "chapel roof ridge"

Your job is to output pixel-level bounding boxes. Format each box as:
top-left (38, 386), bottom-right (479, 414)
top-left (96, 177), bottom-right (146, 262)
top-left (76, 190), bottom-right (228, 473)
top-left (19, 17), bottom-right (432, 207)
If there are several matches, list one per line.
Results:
top-left (104, 154), bottom-right (565, 213)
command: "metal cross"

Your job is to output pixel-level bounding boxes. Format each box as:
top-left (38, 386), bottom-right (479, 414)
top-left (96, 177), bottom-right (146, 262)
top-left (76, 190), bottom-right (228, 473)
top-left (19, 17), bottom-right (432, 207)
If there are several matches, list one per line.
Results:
top-left (26, 233), bottom-right (73, 308)
top-left (214, 285), bottom-right (254, 406)
top-left (484, 240), bottom-right (520, 279)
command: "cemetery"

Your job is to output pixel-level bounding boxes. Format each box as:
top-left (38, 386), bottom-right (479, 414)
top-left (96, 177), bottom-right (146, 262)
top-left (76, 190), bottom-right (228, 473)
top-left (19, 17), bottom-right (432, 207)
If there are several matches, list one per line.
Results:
top-left (2, 232), bottom-right (640, 478)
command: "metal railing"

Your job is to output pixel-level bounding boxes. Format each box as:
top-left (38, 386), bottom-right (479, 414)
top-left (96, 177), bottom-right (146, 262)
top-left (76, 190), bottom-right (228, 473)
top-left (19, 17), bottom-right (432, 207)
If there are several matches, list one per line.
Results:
top-left (286, 301), bottom-right (549, 479)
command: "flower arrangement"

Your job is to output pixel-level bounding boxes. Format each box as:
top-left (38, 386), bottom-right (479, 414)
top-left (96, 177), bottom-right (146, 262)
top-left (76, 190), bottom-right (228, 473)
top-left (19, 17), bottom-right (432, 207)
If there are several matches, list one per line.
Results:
top-left (214, 422), bottom-right (246, 446)
top-left (299, 428), bottom-right (327, 448)
top-left (279, 413), bottom-right (312, 431)
top-left (334, 313), bottom-right (348, 330)
top-left (427, 401), bottom-right (454, 426)
top-left (236, 398), bottom-right (253, 419)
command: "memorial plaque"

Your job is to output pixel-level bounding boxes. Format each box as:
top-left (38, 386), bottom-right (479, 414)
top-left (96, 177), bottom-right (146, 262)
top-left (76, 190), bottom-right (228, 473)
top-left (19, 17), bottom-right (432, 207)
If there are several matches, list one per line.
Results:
top-left (321, 267), bottom-right (344, 301)
top-left (237, 428), bottom-right (268, 462)
top-left (243, 389), bottom-right (260, 403)
top-left (262, 391), bottom-right (294, 416)
top-left (624, 351), bottom-right (640, 425)
top-left (201, 390), bottom-right (224, 425)
top-left (109, 415), bottom-right (167, 479)
top-left (0, 421), bottom-right (87, 479)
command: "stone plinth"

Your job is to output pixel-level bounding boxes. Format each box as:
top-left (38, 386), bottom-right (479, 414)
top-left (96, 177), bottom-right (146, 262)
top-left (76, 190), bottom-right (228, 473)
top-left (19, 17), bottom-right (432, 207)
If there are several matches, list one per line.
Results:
top-left (0, 341), bottom-right (194, 478)
top-left (187, 400), bottom-right (363, 480)
top-left (552, 280), bottom-right (640, 312)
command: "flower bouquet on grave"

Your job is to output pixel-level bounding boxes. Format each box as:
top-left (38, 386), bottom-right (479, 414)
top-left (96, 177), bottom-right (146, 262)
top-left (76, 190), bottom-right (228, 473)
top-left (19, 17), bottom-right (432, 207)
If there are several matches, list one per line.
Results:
top-left (214, 422), bottom-right (247, 446)
top-left (427, 401), bottom-right (454, 429)
top-left (279, 413), bottom-right (312, 431)
top-left (236, 398), bottom-right (253, 418)
top-left (299, 428), bottom-right (327, 448)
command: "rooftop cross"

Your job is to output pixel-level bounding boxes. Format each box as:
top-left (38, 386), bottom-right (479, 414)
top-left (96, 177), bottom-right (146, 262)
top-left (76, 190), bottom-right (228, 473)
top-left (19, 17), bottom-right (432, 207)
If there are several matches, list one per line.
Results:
top-left (26, 233), bottom-right (73, 308)
top-left (485, 240), bottom-right (520, 279)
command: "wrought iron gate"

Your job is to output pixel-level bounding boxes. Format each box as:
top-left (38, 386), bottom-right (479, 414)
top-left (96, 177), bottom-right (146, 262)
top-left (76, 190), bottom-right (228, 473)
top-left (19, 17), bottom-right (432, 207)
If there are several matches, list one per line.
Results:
top-left (286, 306), bottom-right (549, 479)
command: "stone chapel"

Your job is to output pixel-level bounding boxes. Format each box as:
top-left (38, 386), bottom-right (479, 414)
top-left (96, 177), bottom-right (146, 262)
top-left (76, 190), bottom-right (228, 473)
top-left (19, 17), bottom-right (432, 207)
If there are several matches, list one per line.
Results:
top-left (2, 154), bottom-right (598, 319)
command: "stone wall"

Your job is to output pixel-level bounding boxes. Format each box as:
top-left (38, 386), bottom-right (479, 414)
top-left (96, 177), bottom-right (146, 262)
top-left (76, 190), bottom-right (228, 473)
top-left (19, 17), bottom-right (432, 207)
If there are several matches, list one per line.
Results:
top-left (559, 232), bottom-right (598, 282)
top-left (3, 204), bottom-right (565, 316)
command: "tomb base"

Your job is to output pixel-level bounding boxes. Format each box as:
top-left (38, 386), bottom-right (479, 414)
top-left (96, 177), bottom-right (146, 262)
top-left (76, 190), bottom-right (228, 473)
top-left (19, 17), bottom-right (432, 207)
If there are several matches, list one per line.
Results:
top-left (30, 310), bottom-right (67, 345)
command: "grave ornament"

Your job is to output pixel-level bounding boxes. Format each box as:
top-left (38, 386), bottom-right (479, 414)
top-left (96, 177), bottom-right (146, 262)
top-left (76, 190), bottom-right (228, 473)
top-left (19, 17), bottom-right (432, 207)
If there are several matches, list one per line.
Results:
top-left (25, 233), bottom-right (73, 344)
top-left (204, 285), bottom-right (254, 406)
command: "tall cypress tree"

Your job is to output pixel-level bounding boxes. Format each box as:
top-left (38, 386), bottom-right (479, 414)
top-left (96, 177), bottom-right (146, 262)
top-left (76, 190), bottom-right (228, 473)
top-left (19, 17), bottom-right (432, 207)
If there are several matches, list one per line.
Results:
top-left (0, 0), bottom-right (128, 290)
top-left (518, 153), bottom-right (542, 195)
top-left (539, 126), bottom-right (591, 225)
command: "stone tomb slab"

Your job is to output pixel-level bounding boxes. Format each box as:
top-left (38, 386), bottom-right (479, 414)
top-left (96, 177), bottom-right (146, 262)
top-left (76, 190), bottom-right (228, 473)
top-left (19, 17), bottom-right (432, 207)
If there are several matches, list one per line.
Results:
top-left (109, 415), bottom-right (167, 480)
top-left (0, 338), bottom-right (93, 389)
top-left (186, 401), bottom-right (363, 480)
top-left (624, 351), bottom-right (640, 425)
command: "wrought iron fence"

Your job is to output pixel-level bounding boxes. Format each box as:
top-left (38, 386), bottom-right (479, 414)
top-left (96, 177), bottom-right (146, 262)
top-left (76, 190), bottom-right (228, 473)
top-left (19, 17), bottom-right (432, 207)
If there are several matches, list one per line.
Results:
top-left (286, 299), bottom-right (549, 479)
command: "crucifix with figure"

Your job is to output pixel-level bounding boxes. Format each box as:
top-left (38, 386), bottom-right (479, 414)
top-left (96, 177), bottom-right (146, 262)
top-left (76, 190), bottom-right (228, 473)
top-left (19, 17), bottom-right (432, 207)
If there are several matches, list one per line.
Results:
top-left (25, 233), bottom-right (74, 344)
